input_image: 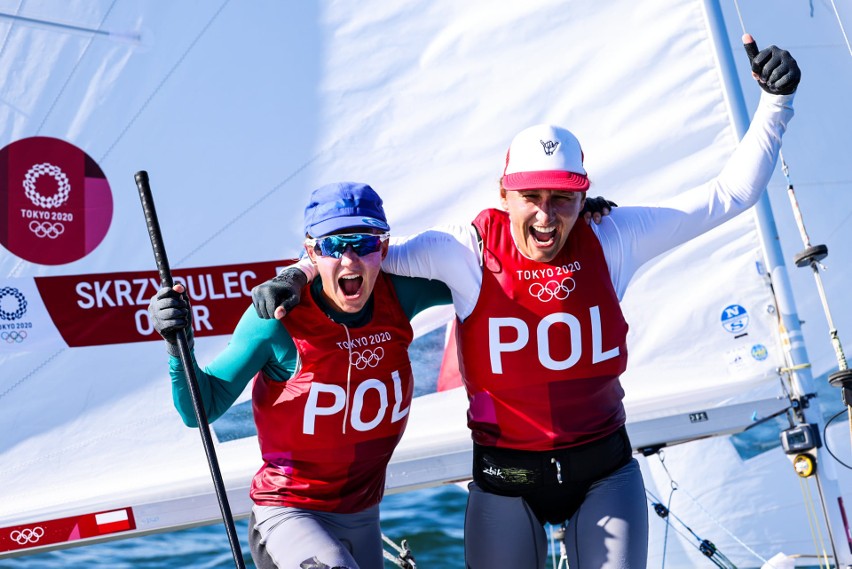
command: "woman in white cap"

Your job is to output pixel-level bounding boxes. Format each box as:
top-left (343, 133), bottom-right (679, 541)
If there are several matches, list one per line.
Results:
top-left (149, 182), bottom-right (451, 569)
top-left (253, 40), bottom-right (800, 568)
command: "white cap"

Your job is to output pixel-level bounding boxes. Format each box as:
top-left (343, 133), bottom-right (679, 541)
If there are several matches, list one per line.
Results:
top-left (502, 124), bottom-right (589, 191)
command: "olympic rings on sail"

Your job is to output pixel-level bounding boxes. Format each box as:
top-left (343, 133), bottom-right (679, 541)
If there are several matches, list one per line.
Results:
top-left (528, 277), bottom-right (576, 302)
top-left (10, 526), bottom-right (44, 544)
top-left (23, 162), bottom-right (71, 209)
top-left (29, 221), bottom-right (65, 239)
top-left (0, 287), bottom-right (27, 320)
top-left (1, 331), bottom-right (27, 343)
top-left (350, 347), bottom-right (385, 370)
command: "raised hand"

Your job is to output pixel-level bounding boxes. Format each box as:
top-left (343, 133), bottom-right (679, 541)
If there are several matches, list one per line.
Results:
top-left (743, 33), bottom-right (801, 96)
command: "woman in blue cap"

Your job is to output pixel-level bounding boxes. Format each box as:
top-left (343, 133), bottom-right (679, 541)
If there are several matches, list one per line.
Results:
top-left (149, 182), bottom-right (451, 569)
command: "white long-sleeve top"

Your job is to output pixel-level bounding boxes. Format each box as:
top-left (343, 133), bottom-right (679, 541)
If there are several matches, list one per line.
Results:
top-left (381, 92), bottom-right (793, 320)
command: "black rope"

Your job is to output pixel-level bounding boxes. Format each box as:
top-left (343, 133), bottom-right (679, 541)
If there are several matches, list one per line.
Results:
top-left (823, 408), bottom-right (852, 470)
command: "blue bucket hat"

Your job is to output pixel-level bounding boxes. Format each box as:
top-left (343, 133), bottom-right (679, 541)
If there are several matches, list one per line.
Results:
top-left (304, 182), bottom-right (390, 237)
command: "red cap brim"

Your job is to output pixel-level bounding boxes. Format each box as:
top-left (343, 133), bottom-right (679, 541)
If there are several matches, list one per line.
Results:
top-left (502, 170), bottom-right (589, 191)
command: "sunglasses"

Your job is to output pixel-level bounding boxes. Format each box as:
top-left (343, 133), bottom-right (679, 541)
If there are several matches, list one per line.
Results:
top-left (305, 232), bottom-right (389, 258)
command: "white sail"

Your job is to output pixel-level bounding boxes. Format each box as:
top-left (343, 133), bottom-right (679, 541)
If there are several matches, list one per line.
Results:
top-left (0, 0), bottom-right (850, 565)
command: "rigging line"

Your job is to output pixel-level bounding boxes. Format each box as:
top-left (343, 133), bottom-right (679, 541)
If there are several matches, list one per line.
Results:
top-left (646, 489), bottom-right (707, 544)
top-left (732, 0), bottom-right (846, 205)
top-left (381, 534), bottom-right (416, 569)
top-left (548, 524), bottom-right (561, 569)
top-left (652, 455), bottom-right (773, 566)
top-left (175, 148), bottom-right (326, 267)
top-left (0, 0), bottom-right (25, 68)
top-left (826, 208), bottom-right (852, 243)
top-left (646, 499), bottom-right (698, 547)
top-left (661, 483), bottom-right (676, 569)
top-left (799, 478), bottom-right (830, 569)
top-left (647, 470), bottom-right (739, 568)
top-left (823, 409), bottom-right (852, 469)
top-left (828, 0), bottom-right (852, 60)
top-left (779, 158), bottom-right (812, 250)
top-left (98, 0), bottom-right (232, 164)
top-left (740, 404), bottom-right (792, 432)
top-left (649, 453), bottom-right (681, 569)
top-left (0, 11), bottom-right (140, 42)
top-left (779, 152), bottom-right (851, 379)
top-left (673, 482), bottom-right (772, 565)
top-left (545, 524), bottom-right (569, 569)
top-left (768, 179), bottom-right (852, 188)
top-left (730, 0), bottom-right (746, 36)
top-left (645, 493), bottom-right (735, 568)
top-left (11, 3), bottom-right (229, 281)
top-left (660, 523), bottom-right (725, 565)
top-left (731, 0), bottom-right (850, 377)
top-left (799, 477), bottom-right (832, 569)
top-left (0, 348), bottom-right (65, 401)
top-left (776, 370), bottom-right (794, 412)
top-left (1, 3), bottom-right (120, 409)
top-left (35, 0), bottom-right (120, 135)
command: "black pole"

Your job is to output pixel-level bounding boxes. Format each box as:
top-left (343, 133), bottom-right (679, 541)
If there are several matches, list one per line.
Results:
top-left (134, 170), bottom-right (246, 569)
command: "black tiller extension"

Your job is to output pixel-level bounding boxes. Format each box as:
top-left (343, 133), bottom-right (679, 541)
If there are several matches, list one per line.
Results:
top-left (134, 170), bottom-right (246, 569)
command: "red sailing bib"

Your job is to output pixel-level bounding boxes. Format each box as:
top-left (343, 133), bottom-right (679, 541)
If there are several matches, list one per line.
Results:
top-left (458, 208), bottom-right (629, 450)
top-left (250, 273), bottom-right (414, 512)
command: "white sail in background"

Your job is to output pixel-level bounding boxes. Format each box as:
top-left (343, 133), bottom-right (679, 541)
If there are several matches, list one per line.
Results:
top-left (1, 0), bottom-right (850, 565)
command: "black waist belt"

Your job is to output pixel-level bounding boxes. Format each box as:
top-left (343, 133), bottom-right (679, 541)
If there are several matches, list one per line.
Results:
top-left (472, 427), bottom-right (634, 525)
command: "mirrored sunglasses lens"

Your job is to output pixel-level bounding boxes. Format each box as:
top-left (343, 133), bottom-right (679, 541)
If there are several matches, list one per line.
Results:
top-left (352, 235), bottom-right (383, 255)
top-left (316, 234), bottom-right (383, 257)
top-left (315, 236), bottom-right (344, 257)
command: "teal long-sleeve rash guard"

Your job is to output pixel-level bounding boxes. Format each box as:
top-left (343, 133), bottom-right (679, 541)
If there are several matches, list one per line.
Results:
top-left (169, 274), bottom-right (451, 427)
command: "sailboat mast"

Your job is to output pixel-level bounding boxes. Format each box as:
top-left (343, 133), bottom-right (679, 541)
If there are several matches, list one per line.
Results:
top-left (702, 0), bottom-right (852, 565)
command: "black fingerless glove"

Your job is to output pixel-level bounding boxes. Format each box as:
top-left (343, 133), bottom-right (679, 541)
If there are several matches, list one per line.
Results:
top-left (149, 286), bottom-right (194, 357)
top-left (582, 196), bottom-right (618, 217)
top-left (751, 45), bottom-right (801, 96)
top-left (252, 267), bottom-right (308, 319)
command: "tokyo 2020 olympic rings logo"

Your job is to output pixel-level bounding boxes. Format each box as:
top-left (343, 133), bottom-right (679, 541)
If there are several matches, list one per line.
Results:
top-left (28, 220), bottom-right (65, 239)
top-left (529, 278), bottom-right (576, 302)
top-left (1, 331), bottom-right (27, 343)
top-left (0, 287), bottom-right (27, 320)
top-left (350, 347), bottom-right (384, 370)
top-left (0, 137), bottom-right (114, 266)
top-left (10, 526), bottom-right (44, 545)
top-left (23, 162), bottom-right (71, 209)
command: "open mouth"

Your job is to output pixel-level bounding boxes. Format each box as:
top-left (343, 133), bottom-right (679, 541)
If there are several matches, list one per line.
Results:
top-left (338, 274), bottom-right (364, 297)
top-left (529, 225), bottom-right (556, 246)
